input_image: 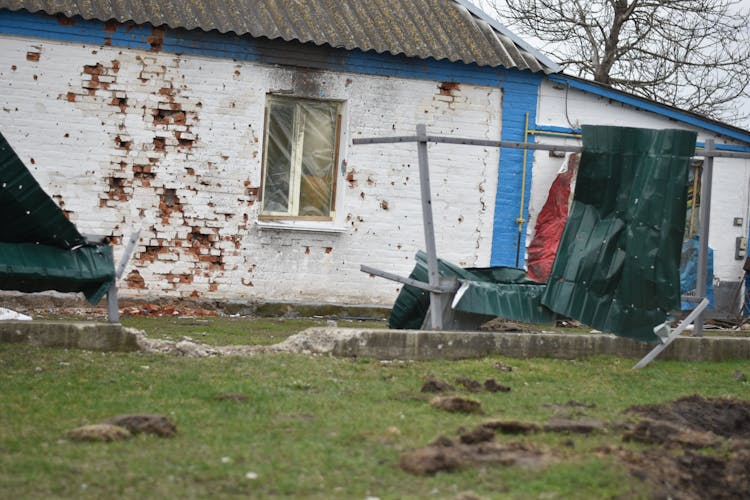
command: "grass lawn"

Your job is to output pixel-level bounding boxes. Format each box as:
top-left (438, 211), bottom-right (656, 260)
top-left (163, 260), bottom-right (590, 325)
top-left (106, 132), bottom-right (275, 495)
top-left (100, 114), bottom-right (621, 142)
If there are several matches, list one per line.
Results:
top-left (1, 317), bottom-right (748, 499)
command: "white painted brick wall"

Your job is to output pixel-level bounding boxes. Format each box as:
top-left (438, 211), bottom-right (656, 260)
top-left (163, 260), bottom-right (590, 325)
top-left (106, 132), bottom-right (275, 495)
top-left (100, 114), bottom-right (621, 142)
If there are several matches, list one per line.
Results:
top-left (535, 80), bottom-right (750, 283)
top-left (0, 35), bottom-right (501, 305)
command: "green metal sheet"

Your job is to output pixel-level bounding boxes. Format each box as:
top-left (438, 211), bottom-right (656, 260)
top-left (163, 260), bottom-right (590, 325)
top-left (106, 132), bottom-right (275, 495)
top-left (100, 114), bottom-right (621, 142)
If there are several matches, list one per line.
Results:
top-left (0, 242), bottom-right (115, 304)
top-left (389, 251), bottom-right (553, 329)
top-left (541, 125), bottom-right (697, 342)
top-left (0, 131), bottom-right (115, 304)
top-left (0, 131), bottom-right (86, 249)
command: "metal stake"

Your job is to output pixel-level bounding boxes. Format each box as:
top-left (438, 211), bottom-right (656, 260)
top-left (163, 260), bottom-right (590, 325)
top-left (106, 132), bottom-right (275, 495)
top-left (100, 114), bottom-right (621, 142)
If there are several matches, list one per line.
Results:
top-left (416, 124), bottom-right (443, 330)
top-left (694, 139), bottom-right (714, 336)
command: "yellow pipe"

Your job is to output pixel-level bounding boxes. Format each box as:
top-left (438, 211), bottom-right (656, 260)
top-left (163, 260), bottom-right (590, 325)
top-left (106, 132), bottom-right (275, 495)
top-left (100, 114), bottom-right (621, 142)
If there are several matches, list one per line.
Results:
top-left (528, 129), bottom-right (582, 139)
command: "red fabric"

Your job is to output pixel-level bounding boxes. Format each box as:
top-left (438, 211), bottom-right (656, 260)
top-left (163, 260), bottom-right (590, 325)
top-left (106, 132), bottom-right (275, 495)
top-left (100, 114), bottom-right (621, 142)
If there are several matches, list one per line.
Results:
top-left (526, 154), bottom-right (579, 283)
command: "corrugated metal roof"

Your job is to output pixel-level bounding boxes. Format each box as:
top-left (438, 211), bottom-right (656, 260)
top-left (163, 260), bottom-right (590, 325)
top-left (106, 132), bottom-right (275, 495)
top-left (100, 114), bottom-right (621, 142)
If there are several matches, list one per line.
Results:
top-left (0, 0), bottom-right (556, 73)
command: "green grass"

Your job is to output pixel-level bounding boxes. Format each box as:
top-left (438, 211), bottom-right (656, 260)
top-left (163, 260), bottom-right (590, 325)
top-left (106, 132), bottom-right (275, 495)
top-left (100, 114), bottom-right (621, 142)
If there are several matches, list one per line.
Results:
top-left (118, 316), bottom-right (388, 346)
top-left (1, 322), bottom-right (748, 498)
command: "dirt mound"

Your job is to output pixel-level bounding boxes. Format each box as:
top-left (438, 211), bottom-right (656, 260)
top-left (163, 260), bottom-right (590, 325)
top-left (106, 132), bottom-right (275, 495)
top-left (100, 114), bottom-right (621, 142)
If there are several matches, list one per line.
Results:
top-left (67, 424), bottom-right (131, 442)
top-left (627, 395), bottom-right (750, 439)
top-left (104, 414), bottom-right (177, 437)
top-left (430, 396), bottom-right (482, 414)
top-left (400, 438), bottom-right (552, 475)
top-left (619, 445), bottom-right (750, 500)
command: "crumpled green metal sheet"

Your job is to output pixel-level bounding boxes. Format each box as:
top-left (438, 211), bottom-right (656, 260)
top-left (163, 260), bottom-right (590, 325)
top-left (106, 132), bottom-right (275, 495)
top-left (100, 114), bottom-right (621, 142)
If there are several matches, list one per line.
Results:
top-left (389, 251), bottom-right (553, 329)
top-left (541, 125), bottom-right (697, 342)
top-left (0, 131), bottom-right (86, 249)
top-left (451, 280), bottom-right (554, 324)
top-left (0, 242), bottom-right (115, 304)
top-left (0, 131), bottom-right (115, 304)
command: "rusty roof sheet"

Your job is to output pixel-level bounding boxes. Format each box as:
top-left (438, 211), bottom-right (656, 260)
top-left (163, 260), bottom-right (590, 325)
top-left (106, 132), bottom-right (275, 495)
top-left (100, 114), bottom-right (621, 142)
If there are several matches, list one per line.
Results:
top-left (0, 0), bottom-right (557, 73)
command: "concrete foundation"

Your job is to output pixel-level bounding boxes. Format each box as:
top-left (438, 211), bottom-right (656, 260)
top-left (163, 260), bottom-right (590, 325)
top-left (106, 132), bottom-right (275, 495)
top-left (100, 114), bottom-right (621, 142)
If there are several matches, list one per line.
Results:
top-left (323, 328), bottom-right (750, 362)
top-left (0, 321), bottom-right (139, 351)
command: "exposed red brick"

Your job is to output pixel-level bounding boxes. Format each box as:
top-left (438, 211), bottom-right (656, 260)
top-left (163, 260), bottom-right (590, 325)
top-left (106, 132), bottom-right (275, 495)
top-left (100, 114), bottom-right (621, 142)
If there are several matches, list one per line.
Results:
top-left (26, 52), bottom-right (40, 62)
top-left (380, 200), bottom-right (389, 210)
top-left (346, 170), bottom-right (357, 187)
top-left (438, 81), bottom-right (460, 96)
top-left (325, 247), bottom-right (333, 254)
top-left (153, 137), bottom-right (165, 151)
top-left (111, 60), bottom-right (120, 73)
top-left (305, 247), bottom-right (311, 255)
top-left (10, 65), bottom-right (16, 71)
top-left (208, 283), bottom-right (218, 292)
top-left (190, 290), bottom-right (200, 298)
top-left (83, 63), bottom-right (104, 76)
top-left (164, 273), bottom-right (194, 284)
top-left (125, 270), bottom-right (146, 289)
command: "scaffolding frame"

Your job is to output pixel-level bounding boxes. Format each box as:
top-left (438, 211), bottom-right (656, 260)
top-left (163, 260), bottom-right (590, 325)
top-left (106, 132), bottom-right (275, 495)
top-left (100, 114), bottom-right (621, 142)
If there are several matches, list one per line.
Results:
top-left (353, 124), bottom-right (750, 368)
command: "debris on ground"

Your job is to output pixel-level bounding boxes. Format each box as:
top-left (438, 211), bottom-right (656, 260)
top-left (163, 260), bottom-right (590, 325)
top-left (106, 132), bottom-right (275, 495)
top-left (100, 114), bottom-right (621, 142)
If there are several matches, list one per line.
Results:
top-left (67, 424), bottom-right (131, 442)
top-left (493, 361), bottom-right (513, 372)
top-left (120, 304), bottom-right (219, 318)
top-left (430, 396), bottom-right (482, 414)
top-left (0, 307), bottom-right (31, 321)
top-left (733, 370), bottom-right (747, 382)
top-left (480, 319), bottom-right (541, 332)
top-left (104, 414), bottom-right (177, 437)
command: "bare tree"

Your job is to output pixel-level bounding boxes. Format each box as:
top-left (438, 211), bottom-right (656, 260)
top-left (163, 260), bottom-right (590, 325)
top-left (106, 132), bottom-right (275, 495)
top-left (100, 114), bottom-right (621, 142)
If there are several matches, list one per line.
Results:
top-left (490, 0), bottom-right (750, 124)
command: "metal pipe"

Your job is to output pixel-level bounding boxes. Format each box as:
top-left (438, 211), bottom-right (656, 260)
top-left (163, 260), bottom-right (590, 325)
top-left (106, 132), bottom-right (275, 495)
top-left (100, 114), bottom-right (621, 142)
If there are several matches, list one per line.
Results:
top-left (416, 124), bottom-right (443, 330)
top-left (515, 112), bottom-right (530, 267)
top-left (694, 139), bottom-right (715, 337)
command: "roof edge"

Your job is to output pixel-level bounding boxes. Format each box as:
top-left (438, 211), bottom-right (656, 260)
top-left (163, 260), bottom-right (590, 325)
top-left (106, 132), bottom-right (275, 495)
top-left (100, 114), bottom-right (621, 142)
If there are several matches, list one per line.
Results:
top-left (548, 74), bottom-right (750, 145)
top-left (455, 0), bottom-right (562, 73)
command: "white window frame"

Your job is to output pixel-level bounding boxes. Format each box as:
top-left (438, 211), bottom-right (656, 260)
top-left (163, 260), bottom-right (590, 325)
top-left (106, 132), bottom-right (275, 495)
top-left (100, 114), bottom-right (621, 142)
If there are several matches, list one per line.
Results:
top-left (259, 95), bottom-right (343, 222)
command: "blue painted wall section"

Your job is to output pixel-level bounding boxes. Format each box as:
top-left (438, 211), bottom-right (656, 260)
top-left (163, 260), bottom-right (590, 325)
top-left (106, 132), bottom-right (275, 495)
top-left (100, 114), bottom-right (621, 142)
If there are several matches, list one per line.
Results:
top-left (0, 9), bottom-right (543, 268)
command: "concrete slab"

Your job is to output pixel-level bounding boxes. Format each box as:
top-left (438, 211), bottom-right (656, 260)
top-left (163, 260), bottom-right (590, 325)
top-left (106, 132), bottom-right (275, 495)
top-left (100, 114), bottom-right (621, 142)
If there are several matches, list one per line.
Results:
top-left (317, 328), bottom-right (750, 362)
top-left (0, 321), bottom-right (139, 351)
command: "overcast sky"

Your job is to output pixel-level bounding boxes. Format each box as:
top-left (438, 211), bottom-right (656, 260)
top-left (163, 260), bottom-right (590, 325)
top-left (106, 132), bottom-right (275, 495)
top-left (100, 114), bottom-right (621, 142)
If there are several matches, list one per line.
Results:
top-left (472, 0), bottom-right (750, 131)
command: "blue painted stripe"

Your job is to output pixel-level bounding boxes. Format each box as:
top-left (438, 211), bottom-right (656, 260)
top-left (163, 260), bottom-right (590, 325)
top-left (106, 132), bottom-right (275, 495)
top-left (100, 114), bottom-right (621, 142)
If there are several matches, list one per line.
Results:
top-left (548, 74), bottom-right (750, 146)
top-left (0, 9), bottom-right (541, 268)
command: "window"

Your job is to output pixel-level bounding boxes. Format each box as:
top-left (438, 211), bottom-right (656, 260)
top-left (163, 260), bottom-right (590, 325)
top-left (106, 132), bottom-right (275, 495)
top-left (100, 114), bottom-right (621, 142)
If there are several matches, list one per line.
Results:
top-left (260, 95), bottom-right (342, 220)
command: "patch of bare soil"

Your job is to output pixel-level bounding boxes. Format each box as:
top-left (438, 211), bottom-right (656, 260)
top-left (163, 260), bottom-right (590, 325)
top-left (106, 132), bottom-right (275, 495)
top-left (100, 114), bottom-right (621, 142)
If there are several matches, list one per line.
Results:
top-left (421, 376), bottom-right (455, 393)
top-left (618, 445), bottom-right (750, 500)
top-left (104, 414), bottom-right (177, 437)
top-left (400, 437), bottom-right (552, 475)
top-left (626, 395), bottom-right (750, 439)
top-left (618, 395), bottom-right (750, 499)
top-left (430, 396), bottom-right (482, 414)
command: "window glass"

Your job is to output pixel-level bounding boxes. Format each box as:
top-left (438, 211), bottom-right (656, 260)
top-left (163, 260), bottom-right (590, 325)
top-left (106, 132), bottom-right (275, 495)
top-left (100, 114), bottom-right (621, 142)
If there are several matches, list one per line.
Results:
top-left (263, 100), bottom-right (295, 213)
top-left (261, 96), bottom-right (340, 219)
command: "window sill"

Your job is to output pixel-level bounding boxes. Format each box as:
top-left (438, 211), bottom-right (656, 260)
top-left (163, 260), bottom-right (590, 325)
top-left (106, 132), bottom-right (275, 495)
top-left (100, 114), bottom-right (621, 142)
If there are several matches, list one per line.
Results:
top-left (255, 220), bottom-right (349, 234)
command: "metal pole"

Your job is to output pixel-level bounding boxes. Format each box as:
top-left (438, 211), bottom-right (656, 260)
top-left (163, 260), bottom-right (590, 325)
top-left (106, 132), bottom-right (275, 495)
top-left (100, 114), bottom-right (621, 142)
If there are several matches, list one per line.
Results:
top-left (416, 124), bottom-right (443, 330)
top-left (694, 139), bottom-right (714, 337)
top-left (106, 284), bottom-right (119, 323)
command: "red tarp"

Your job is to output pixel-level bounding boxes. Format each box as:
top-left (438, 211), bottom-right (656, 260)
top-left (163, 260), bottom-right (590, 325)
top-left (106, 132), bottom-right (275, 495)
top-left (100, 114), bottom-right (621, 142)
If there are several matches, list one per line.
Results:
top-left (526, 154), bottom-right (579, 283)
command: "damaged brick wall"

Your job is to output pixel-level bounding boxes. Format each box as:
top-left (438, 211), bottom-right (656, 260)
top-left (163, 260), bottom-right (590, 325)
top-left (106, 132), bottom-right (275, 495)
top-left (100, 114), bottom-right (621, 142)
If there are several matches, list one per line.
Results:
top-left (0, 35), bottom-right (501, 305)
